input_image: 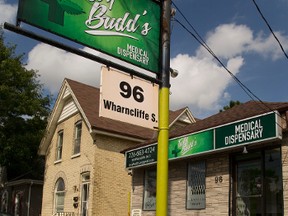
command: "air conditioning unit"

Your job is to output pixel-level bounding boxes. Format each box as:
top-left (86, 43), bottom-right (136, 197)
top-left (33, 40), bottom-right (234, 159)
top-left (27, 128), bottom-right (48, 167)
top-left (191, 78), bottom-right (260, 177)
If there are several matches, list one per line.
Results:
top-left (131, 209), bottom-right (142, 216)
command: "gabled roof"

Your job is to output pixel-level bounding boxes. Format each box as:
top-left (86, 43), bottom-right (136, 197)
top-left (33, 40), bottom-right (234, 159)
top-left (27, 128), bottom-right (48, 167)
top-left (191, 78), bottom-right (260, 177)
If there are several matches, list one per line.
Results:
top-left (170, 100), bottom-right (288, 139)
top-left (39, 79), bottom-right (194, 155)
top-left (124, 100), bottom-right (288, 151)
top-left (169, 107), bottom-right (196, 126)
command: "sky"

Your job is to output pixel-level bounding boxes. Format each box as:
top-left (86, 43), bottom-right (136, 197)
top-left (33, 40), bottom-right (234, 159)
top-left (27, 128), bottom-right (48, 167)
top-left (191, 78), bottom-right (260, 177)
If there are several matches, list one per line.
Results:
top-left (1, 0), bottom-right (288, 119)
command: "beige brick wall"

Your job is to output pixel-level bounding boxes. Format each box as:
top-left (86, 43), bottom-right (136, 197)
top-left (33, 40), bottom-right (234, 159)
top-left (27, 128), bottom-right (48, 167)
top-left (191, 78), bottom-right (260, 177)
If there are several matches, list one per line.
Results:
top-left (92, 134), bottom-right (136, 216)
top-left (41, 112), bottom-right (139, 216)
top-left (131, 154), bottom-right (230, 216)
top-left (41, 113), bottom-right (96, 216)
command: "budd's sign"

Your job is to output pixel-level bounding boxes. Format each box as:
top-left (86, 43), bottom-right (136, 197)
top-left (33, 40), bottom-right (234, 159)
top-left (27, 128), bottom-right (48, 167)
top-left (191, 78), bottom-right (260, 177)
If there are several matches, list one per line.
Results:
top-left (17, 0), bottom-right (161, 73)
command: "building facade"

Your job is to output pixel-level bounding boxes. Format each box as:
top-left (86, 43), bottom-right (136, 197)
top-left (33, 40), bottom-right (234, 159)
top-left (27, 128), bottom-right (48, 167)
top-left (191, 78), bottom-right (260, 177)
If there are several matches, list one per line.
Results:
top-left (39, 79), bottom-right (195, 216)
top-left (125, 101), bottom-right (288, 216)
top-left (0, 179), bottom-right (43, 216)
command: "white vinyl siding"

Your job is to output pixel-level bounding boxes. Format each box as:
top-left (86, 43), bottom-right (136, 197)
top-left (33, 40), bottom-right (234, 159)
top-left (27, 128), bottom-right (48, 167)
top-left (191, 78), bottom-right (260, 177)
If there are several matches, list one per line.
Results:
top-left (58, 100), bottom-right (78, 123)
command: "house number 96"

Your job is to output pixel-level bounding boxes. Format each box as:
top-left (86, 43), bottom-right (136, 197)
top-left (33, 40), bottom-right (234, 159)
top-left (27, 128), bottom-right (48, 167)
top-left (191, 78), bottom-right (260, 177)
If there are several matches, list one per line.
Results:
top-left (215, 176), bottom-right (223, 183)
top-left (119, 81), bottom-right (144, 103)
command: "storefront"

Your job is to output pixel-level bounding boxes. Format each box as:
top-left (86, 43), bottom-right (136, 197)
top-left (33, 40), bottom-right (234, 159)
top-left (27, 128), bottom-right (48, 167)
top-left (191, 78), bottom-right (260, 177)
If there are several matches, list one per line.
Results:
top-left (124, 103), bottom-right (288, 216)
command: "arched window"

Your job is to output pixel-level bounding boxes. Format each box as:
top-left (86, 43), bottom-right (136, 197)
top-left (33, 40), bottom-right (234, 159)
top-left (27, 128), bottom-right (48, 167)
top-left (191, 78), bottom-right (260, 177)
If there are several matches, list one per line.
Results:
top-left (54, 178), bottom-right (65, 213)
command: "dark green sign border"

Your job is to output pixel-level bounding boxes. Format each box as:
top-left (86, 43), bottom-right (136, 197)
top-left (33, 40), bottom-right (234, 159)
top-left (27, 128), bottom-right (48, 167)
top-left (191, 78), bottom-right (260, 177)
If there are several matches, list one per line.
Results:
top-left (125, 111), bottom-right (282, 169)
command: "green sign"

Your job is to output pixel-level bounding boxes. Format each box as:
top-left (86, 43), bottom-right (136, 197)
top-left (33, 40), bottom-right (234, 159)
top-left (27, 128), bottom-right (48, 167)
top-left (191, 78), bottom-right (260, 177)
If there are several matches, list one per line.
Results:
top-left (126, 144), bottom-right (157, 169)
top-left (168, 130), bottom-right (214, 160)
top-left (215, 112), bottom-right (279, 149)
top-left (17, 0), bottom-right (161, 73)
top-left (126, 130), bottom-right (214, 168)
top-left (125, 112), bottom-right (282, 169)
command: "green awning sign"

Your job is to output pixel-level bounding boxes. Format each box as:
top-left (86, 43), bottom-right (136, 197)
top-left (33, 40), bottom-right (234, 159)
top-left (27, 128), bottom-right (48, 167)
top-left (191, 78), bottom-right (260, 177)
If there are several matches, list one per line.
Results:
top-left (17, 0), bottom-right (161, 73)
top-left (168, 130), bottom-right (214, 159)
top-left (215, 111), bottom-right (280, 149)
top-left (125, 111), bottom-right (282, 169)
top-left (125, 130), bottom-right (214, 169)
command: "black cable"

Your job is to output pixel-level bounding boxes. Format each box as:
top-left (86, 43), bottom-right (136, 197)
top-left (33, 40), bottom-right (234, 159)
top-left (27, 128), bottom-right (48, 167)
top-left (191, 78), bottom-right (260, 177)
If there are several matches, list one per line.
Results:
top-left (171, 1), bottom-right (285, 128)
top-left (252, 0), bottom-right (288, 60)
top-left (173, 18), bottom-right (260, 103)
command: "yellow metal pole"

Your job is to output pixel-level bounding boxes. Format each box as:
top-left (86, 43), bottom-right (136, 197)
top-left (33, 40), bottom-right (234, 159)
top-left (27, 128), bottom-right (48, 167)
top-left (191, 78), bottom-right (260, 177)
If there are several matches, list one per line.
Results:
top-left (156, 0), bottom-right (171, 215)
top-left (156, 87), bottom-right (170, 216)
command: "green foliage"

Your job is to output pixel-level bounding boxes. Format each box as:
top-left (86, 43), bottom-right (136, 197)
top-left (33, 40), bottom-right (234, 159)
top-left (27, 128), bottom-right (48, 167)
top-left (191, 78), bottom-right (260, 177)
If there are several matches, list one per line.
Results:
top-left (219, 100), bottom-right (241, 112)
top-left (0, 29), bottom-right (51, 180)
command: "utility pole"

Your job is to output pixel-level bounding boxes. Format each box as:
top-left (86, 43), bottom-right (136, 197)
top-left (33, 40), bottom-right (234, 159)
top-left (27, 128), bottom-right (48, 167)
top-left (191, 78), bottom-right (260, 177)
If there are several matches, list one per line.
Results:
top-left (156, 0), bottom-right (171, 215)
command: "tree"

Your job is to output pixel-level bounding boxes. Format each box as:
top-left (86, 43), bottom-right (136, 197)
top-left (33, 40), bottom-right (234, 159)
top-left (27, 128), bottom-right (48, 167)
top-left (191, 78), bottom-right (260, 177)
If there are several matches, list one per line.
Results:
top-left (0, 29), bottom-right (51, 180)
top-left (219, 100), bottom-right (241, 112)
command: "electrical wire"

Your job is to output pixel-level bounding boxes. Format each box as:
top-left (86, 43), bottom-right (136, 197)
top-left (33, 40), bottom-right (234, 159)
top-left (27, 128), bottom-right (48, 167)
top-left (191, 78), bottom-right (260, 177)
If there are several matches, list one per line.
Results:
top-left (171, 1), bottom-right (286, 128)
top-left (171, 5), bottom-right (261, 103)
top-left (252, 0), bottom-right (288, 60)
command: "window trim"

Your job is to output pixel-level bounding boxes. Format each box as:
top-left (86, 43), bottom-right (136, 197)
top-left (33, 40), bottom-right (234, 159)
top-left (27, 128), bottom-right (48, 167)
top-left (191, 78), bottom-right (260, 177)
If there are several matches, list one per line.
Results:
top-left (231, 146), bottom-right (284, 215)
top-left (55, 130), bottom-right (64, 161)
top-left (54, 178), bottom-right (66, 214)
top-left (80, 172), bottom-right (90, 216)
top-left (143, 168), bottom-right (156, 211)
top-left (186, 160), bottom-right (206, 210)
top-left (73, 121), bottom-right (82, 156)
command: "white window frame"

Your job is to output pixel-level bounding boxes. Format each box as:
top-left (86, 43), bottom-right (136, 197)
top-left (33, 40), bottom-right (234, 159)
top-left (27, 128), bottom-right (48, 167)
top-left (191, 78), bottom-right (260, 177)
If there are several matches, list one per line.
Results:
top-left (56, 130), bottom-right (64, 161)
top-left (54, 178), bottom-right (65, 213)
top-left (80, 172), bottom-right (90, 216)
top-left (73, 121), bottom-right (82, 155)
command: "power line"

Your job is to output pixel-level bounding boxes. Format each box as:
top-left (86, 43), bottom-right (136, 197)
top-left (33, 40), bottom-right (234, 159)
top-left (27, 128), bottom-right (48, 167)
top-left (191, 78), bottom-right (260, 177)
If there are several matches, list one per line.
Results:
top-left (252, 0), bottom-right (288, 60)
top-left (171, 2), bottom-right (261, 103)
top-left (171, 1), bottom-right (285, 126)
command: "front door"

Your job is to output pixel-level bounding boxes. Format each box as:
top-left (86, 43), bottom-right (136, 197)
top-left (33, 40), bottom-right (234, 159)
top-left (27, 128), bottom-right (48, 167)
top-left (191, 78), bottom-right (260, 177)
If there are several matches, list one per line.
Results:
top-left (232, 147), bottom-right (283, 216)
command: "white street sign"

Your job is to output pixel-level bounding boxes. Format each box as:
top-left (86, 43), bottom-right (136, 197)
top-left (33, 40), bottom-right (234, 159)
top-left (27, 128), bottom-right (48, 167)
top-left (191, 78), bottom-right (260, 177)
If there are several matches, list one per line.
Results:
top-left (100, 66), bottom-right (159, 129)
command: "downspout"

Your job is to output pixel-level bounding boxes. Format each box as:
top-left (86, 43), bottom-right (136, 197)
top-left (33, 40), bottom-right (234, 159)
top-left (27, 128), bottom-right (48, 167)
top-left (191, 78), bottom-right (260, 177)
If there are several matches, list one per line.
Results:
top-left (27, 181), bottom-right (33, 216)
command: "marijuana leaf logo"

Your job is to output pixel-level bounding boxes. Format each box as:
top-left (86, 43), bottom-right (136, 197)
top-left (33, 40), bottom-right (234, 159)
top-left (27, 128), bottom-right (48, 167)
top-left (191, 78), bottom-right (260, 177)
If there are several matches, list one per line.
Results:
top-left (42, 0), bottom-right (85, 26)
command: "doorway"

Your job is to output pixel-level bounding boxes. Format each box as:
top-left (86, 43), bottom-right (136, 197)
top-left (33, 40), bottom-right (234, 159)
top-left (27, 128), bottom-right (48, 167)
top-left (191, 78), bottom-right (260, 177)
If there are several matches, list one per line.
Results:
top-left (232, 147), bottom-right (283, 216)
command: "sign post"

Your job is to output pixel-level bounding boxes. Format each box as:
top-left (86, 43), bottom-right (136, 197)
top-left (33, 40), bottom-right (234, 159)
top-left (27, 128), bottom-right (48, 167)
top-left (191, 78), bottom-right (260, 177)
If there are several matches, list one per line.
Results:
top-left (156, 0), bottom-right (171, 215)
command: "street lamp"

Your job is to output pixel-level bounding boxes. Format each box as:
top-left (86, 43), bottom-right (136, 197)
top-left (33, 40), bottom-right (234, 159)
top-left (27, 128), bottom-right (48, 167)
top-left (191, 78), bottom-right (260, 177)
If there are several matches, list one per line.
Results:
top-left (169, 68), bottom-right (179, 78)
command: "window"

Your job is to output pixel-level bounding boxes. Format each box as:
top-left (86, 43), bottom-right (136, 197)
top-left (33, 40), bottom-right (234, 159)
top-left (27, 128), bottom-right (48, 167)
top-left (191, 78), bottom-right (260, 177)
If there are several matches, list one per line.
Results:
top-left (143, 169), bottom-right (156, 210)
top-left (232, 147), bottom-right (283, 215)
top-left (14, 191), bottom-right (23, 216)
top-left (54, 178), bottom-right (65, 213)
top-left (81, 173), bottom-right (90, 216)
top-left (56, 130), bottom-right (64, 161)
top-left (187, 161), bottom-right (206, 209)
top-left (73, 121), bottom-right (82, 155)
top-left (1, 191), bottom-right (8, 213)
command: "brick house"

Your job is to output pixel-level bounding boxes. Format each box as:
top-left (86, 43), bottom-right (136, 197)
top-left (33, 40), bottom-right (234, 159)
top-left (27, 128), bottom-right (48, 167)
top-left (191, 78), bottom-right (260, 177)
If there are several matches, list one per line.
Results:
top-left (125, 101), bottom-right (288, 215)
top-left (38, 78), bottom-right (195, 216)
